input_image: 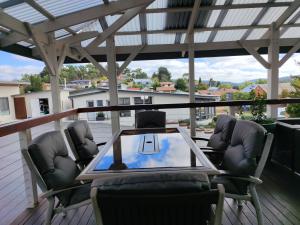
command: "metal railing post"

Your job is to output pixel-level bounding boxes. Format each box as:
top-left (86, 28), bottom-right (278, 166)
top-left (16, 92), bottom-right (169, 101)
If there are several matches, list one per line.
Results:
top-left (19, 129), bottom-right (38, 208)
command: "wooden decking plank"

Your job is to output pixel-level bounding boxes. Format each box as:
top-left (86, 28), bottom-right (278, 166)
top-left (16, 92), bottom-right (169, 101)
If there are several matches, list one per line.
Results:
top-left (223, 199), bottom-right (243, 225)
top-left (77, 205), bottom-right (93, 225)
top-left (23, 199), bottom-right (49, 225)
top-left (226, 198), bottom-right (254, 225)
top-left (67, 205), bottom-right (89, 225)
top-left (259, 185), bottom-right (300, 225)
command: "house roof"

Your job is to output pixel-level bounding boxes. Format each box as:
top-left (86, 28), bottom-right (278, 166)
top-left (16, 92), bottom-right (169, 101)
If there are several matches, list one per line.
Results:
top-left (242, 83), bottom-right (295, 94)
top-left (1, 1), bottom-right (300, 62)
top-left (0, 81), bottom-right (29, 86)
top-left (156, 86), bottom-right (176, 92)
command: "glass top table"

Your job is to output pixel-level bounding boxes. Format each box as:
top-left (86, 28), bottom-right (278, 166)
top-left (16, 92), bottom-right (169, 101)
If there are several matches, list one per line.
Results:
top-left (77, 127), bottom-right (218, 180)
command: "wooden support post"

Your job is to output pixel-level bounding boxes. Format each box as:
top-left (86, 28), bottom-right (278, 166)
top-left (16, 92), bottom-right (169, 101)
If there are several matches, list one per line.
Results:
top-left (188, 34), bottom-right (196, 137)
top-left (19, 129), bottom-right (38, 208)
top-left (267, 22), bottom-right (279, 118)
top-left (107, 36), bottom-right (120, 134)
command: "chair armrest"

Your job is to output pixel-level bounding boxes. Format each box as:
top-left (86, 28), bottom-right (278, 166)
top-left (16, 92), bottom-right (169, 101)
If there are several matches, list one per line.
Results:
top-left (202, 149), bottom-right (225, 155)
top-left (97, 142), bottom-right (106, 146)
top-left (217, 170), bottom-right (263, 184)
top-left (41, 182), bottom-right (91, 198)
top-left (191, 137), bottom-right (210, 142)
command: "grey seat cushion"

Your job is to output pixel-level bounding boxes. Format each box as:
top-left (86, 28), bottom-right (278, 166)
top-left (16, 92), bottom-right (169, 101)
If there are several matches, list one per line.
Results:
top-left (135, 110), bottom-right (166, 128)
top-left (28, 131), bottom-right (88, 206)
top-left (67, 120), bottom-right (98, 163)
top-left (221, 120), bottom-right (266, 176)
top-left (208, 115), bottom-right (236, 151)
top-left (67, 184), bottom-right (91, 206)
top-left (92, 172), bottom-right (210, 194)
top-left (92, 172), bottom-right (218, 225)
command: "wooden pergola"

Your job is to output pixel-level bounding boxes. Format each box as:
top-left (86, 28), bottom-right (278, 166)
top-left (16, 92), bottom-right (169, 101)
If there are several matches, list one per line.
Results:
top-left (1, 0), bottom-right (300, 208)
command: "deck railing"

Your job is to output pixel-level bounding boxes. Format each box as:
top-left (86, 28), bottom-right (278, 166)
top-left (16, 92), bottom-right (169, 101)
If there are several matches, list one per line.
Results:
top-left (1, 98), bottom-right (300, 211)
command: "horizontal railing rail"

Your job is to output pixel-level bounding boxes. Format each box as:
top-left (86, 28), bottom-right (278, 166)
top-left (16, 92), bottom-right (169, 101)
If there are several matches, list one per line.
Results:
top-left (1, 98), bottom-right (300, 137)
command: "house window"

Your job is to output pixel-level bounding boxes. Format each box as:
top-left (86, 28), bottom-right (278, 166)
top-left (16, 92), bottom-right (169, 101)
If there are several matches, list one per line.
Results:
top-left (0, 97), bottom-right (10, 115)
top-left (118, 97), bottom-right (131, 117)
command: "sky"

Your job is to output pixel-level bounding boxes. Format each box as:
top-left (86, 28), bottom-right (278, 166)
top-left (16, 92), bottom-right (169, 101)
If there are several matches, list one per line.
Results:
top-left (1, 50), bottom-right (300, 83)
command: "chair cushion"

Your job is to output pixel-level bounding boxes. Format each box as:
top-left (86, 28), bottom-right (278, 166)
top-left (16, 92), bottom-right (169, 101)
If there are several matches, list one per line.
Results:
top-left (67, 120), bottom-right (98, 161)
top-left (135, 110), bottom-right (166, 128)
top-left (208, 115), bottom-right (236, 151)
top-left (211, 176), bottom-right (248, 195)
top-left (222, 120), bottom-right (266, 176)
top-left (28, 131), bottom-right (81, 206)
top-left (92, 172), bottom-right (210, 194)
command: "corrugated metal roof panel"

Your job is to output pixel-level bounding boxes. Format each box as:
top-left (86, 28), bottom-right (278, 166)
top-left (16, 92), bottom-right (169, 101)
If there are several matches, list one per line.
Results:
top-left (80, 20), bottom-right (102, 33)
top-left (115, 35), bottom-right (141, 46)
top-left (258, 7), bottom-right (288, 24)
top-left (284, 7), bottom-right (300, 24)
top-left (4, 3), bottom-right (47, 24)
top-left (246, 28), bottom-right (268, 40)
top-left (147, 13), bottom-right (166, 30)
top-left (233, 0), bottom-right (268, 4)
top-left (281, 27), bottom-right (300, 38)
top-left (148, 34), bottom-right (175, 44)
top-left (214, 29), bottom-right (247, 42)
top-left (194, 31), bottom-right (211, 43)
top-left (106, 15), bottom-right (121, 26)
top-left (55, 29), bottom-right (69, 38)
top-left (207, 10), bottom-right (221, 27)
top-left (36, 0), bottom-right (102, 17)
top-left (221, 8), bottom-right (261, 26)
top-left (147, 0), bottom-right (168, 9)
top-left (81, 37), bottom-right (95, 47)
top-left (119, 15), bottom-right (140, 32)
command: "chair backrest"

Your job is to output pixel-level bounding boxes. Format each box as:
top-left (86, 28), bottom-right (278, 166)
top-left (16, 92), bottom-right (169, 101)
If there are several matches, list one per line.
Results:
top-left (222, 120), bottom-right (266, 176)
top-left (135, 110), bottom-right (166, 128)
top-left (91, 172), bottom-right (224, 225)
top-left (25, 131), bottom-right (80, 205)
top-left (208, 115), bottom-right (236, 151)
top-left (65, 120), bottom-right (98, 166)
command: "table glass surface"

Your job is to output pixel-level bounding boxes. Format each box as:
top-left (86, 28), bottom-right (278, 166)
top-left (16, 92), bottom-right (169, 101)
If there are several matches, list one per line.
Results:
top-left (93, 129), bottom-right (202, 171)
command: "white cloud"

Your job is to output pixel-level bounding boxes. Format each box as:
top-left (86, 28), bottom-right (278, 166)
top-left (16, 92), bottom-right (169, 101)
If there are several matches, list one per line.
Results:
top-left (126, 53), bottom-right (300, 83)
top-left (12, 55), bottom-right (39, 63)
top-left (0, 65), bottom-right (43, 81)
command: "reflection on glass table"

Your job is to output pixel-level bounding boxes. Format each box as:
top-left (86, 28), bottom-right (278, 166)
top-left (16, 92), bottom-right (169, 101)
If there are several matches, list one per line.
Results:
top-left (77, 128), bottom-right (218, 180)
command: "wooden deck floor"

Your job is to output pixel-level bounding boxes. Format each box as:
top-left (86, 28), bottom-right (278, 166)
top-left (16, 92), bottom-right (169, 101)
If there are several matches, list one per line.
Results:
top-left (10, 162), bottom-right (300, 225)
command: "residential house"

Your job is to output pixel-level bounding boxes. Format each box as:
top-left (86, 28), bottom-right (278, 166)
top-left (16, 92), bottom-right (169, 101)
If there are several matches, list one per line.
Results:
top-left (13, 90), bottom-right (71, 118)
top-left (67, 80), bottom-right (92, 89)
top-left (156, 82), bottom-right (176, 93)
top-left (0, 81), bottom-right (29, 124)
top-left (69, 88), bottom-right (220, 126)
top-left (242, 83), bottom-right (295, 96)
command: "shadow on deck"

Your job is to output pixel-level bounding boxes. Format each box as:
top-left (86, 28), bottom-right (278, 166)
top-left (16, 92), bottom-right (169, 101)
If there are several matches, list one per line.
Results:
top-left (10, 162), bottom-right (300, 225)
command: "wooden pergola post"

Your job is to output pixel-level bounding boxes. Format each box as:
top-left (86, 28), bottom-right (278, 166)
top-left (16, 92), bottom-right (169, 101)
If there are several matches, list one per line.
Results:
top-left (107, 36), bottom-right (120, 134)
top-left (188, 33), bottom-right (196, 137)
top-left (267, 22), bottom-right (279, 118)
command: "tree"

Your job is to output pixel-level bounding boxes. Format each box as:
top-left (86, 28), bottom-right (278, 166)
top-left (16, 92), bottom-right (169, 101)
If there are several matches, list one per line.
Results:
top-left (152, 67), bottom-right (171, 82)
top-left (280, 89), bottom-right (289, 98)
top-left (255, 79), bottom-right (267, 84)
top-left (175, 78), bottom-right (187, 91)
top-left (132, 68), bottom-right (148, 79)
top-left (23, 75), bottom-right (43, 92)
top-left (197, 76), bottom-right (208, 90)
top-left (151, 77), bottom-right (160, 90)
top-left (286, 77), bottom-right (300, 117)
top-left (218, 83), bottom-right (233, 89)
